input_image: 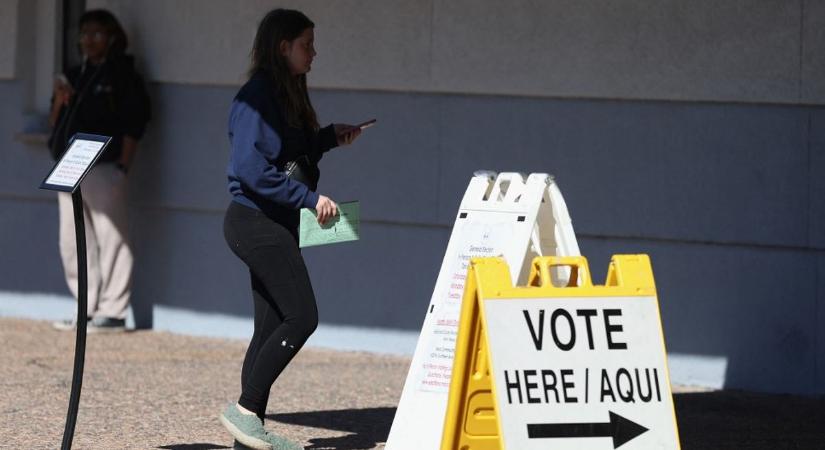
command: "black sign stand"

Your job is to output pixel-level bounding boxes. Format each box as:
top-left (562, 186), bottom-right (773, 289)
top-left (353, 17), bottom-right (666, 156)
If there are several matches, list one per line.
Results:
top-left (40, 133), bottom-right (112, 450)
top-left (61, 189), bottom-right (88, 450)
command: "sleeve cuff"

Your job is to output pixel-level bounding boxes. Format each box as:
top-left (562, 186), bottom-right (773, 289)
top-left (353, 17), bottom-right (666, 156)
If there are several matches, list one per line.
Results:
top-left (319, 124), bottom-right (338, 153)
top-left (303, 190), bottom-right (320, 209)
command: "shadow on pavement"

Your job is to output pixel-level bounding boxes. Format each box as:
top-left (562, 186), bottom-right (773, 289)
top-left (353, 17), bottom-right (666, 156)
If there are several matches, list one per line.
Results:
top-left (157, 444), bottom-right (231, 449)
top-left (255, 392), bottom-right (825, 449)
top-left (269, 407), bottom-right (396, 450)
top-left (675, 390), bottom-right (825, 449)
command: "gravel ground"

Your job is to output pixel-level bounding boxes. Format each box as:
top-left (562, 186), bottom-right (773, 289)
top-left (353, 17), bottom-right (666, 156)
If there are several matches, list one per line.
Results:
top-left (1, 317), bottom-right (824, 449)
top-left (1, 318), bottom-right (406, 449)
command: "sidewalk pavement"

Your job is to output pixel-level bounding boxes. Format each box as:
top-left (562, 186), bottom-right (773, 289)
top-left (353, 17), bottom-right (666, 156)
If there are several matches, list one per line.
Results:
top-left (1, 317), bottom-right (823, 449)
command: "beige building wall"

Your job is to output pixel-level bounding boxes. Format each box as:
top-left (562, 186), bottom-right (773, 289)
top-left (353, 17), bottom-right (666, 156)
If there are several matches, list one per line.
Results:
top-left (803, 0), bottom-right (825, 104)
top-left (6, 0), bottom-right (58, 112)
top-left (86, 0), bottom-right (434, 90)
top-left (32, 0), bottom-right (58, 111)
top-left (89, 0), bottom-right (823, 105)
top-left (0, 0), bottom-right (19, 80)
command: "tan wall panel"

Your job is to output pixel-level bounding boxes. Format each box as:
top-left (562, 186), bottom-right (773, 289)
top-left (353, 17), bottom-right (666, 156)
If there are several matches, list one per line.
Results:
top-left (431, 0), bottom-right (803, 103)
top-left (803, 0), bottom-right (825, 104)
top-left (88, 0), bottom-right (819, 105)
top-left (0, 0), bottom-right (18, 79)
top-left (33, 0), bottom-right (58, 112)
top-left (299, 0), bottom-right (433, 91)
top-left (87, 0), bottom-right (432, 89)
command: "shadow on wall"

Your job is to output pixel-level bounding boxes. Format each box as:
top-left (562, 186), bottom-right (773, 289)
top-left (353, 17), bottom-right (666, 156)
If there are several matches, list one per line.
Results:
top-left (578, 235), bottom-right (822, 395)
top-left (126, 82), bottom-right (246, 329)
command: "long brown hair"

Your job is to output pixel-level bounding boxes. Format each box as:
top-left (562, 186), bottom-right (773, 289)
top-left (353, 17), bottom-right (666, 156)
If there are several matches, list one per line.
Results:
top-left (248, 9), bottom-right (319, 130)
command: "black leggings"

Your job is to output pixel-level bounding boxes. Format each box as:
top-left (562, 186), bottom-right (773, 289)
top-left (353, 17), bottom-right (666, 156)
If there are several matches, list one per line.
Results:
top-left (223, 201), bottom-right (318, 419)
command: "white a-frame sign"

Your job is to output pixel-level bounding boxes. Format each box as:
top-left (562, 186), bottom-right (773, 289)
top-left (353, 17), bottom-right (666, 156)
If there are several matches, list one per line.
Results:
top-left (386, 171), bottom-right (581, 449)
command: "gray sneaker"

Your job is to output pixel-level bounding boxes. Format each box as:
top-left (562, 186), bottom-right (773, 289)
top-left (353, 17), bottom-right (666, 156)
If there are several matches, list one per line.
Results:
top-left (233, 433), bottom-right (303, 450)
top-left (88, 317), bottom-right (126, 333)
top-left (220, 404), bottom-right (272, 450)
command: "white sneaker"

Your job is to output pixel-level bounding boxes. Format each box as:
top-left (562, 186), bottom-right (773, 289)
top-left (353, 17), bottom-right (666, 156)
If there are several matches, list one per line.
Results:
top-left (52, 318), bottom-right (84, 331)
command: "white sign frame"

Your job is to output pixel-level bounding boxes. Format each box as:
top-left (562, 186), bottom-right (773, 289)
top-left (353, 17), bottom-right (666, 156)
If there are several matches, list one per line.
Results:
top-left (386, 171), bottom-right (581, 450)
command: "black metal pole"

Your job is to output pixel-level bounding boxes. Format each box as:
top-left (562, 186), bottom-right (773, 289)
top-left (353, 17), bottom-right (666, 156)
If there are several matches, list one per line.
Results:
top-left (61, 188), bottom-right (88, 450)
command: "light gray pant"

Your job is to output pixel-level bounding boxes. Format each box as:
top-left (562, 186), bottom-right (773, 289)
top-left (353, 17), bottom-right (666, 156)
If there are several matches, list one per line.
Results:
top-left (58, 163), bottom-right (132, 320)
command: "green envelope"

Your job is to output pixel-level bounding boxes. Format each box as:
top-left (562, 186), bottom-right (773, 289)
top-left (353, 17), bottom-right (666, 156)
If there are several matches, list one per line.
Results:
top-left (299, 200), bottom-right (360, 248)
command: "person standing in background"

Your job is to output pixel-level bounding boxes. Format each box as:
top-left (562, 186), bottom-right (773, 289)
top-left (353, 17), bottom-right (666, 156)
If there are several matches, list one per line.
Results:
top-left (48, 9), bottom-right (151, 333)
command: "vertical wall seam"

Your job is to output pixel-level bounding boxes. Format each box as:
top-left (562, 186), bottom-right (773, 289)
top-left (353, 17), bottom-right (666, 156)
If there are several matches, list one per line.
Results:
top-left (434, 96), bottom-right (443, 221)
top-left (799, 8), bottom-right (814, 394)
top-left (808, 110), bottom-right (818, 391)
top-left (813, 248), bottom-right (825, 394)
top-left (430, 1), bottom-right (441, 219)
top-left (428, 0), bottom-right (436, 86)
top-left (798, 0), bottom-right (805, 102)
top-left (806, 111), bottom-right (812, 249)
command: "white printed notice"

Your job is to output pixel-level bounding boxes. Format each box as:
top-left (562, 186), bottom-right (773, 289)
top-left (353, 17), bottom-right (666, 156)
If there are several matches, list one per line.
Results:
top-left (415, 220), bottom-right (512, 393)
top-left (484, 297), bottom-right (680, 449)
top-left (44, 139), bottom-right (106, 188)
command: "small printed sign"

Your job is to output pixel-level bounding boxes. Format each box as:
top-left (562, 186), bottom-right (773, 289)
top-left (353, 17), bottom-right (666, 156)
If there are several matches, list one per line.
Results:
top-left (40, 133), bottom-right (111, 192)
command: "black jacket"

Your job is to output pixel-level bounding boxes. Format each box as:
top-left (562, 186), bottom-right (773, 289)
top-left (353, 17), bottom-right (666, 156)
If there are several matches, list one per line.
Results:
top-left (49, 54), bottom-right (151, 162)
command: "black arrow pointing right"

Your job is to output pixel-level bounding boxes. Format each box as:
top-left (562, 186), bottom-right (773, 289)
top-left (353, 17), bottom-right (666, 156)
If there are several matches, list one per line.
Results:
top-left (527, 411), bottom-right (649, 449)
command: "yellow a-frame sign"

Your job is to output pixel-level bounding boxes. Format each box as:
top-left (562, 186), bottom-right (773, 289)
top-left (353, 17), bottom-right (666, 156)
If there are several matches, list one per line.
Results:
top-left (441, 255), bottom-right (681, 450)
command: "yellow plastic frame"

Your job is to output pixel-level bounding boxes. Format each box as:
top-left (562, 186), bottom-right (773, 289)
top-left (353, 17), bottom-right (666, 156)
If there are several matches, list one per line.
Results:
top-left (440, 254), bottom-right (680, 450)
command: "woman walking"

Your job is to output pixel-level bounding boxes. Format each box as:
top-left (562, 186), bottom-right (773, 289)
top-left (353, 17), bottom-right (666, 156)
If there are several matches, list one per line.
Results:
top-left (220, 9), bottom-right (361, 449)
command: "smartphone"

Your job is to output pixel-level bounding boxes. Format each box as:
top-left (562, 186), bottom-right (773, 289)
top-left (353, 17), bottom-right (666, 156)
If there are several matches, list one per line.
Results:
top-left (55, 74), bottom-right (70, 86)
top-left (355, 119), bottom-right (377, 130)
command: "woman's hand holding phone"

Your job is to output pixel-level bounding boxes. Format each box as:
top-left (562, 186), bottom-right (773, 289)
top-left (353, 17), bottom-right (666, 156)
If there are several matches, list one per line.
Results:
top-left (49, 74), bottom-right (75, 126)
top-left (334, 119), bottom-right (376, 146)
top-left (53, 74), bottom-right (74, 106)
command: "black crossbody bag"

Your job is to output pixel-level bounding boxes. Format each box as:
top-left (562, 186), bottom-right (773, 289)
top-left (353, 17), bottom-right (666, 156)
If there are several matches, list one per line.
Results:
top-left (284, 155), bottom-right (313, 187)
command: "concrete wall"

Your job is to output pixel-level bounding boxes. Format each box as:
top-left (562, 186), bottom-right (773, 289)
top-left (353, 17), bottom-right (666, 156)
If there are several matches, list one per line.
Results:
top-left (2, 1), bottom-right (824, 394)
top-left (0, 0), bottom-right (18, 80)
top-left (87, 0), bottom-right (824, 104)
top-left (804, 0), bottom-right (825, 104)
top-left (5, 0), bottom-right (59, 115)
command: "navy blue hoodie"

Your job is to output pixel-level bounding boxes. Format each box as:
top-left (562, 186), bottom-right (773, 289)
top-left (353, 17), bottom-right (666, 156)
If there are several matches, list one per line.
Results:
top-left (227, 71), bottom-right (338, 230)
